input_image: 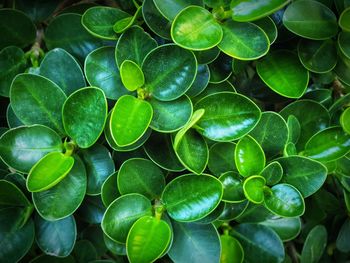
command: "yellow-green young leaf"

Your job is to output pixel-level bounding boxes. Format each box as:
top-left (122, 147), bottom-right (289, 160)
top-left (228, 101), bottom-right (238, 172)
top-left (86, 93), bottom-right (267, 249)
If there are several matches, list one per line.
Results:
top-left (220, 235), bottom-right (244, 263)
top-left (127, 216), bottom-right (171, 263)
top-left (162, 174), bottom-right (223, 222)
top-left (110, 95), bottom-right (153, 147)
top-left (339, 7), bottom-right (350, 31)
top-left (120, 60), bottom-right (144, 91)
top-left (113, 6), bottom-right (141, 34)
top-left (235, 135), bottom-right (265, 177)
top-left (171, 6), bottom-right (223, 50)
top-left (243, 175), bottom-right (266, 204)
top-left (341, 108), bottom-right (350, 134)
top-left (26, 152), bottom-right (74, 192)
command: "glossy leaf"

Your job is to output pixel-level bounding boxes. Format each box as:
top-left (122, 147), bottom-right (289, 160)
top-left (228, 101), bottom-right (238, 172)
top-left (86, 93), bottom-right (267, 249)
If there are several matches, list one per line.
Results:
top-left (10, 73), bottom-right (66, 134)
top-left (220, 235), bottom-right (243, 263)
top-left (77, 196), bottom-right (105, 224)
top-left (194, 47), bottom-right (220, 64)
top-left (79, 144), bottom-right (115, 195)
top-left (84, 46), bottom-right (130, 100)
top-left (261, 161), bottom-right (283, 186)
top-left (219, 200), bottom-right (249, 221)
top-left (277, 156), bottom-right (327, 197)
top-left (338, 32), bottom-right (350, 59)
top-left (264, 183), bottom-right (305, 217)
top-left (32, 155), bottom-right (87, 221)
top-left (219, 171), bottom-right (245, 203)
top-left (34, 214), bottom-right (76, 257)
top-left (207, 53), bottom-right (233, 84)
top-left (339, 7), bottom-right (350, 31)
top-left (45, 13), bottom-right (103, 62)
top-left (102, 193), bottom-right (153, 243)
top-left (171, 6), bottom-right (222, 50)
top-left (341, 107), bottom-right (350, 134)
top-left (153, 0), bottom-right (204, 21)
top-left (39, 48), bottom-right (86, 96)
top-left (126, 216), bottom-right (171, 263)
top-left (110, 95), bottom-right (153, 147)
top-left (283, 0), bottom-right (338, 40)
top-left (0, 180), bottom-right (30, 208)
top-left (287, 115), bottom-right (301, 144)
top-left (235, 135), bottom-right (265, 177)
top-left (253, 16), bottom-right (278, 44)
top-left (0, 46), bottom-right (26, 97)
top-left (162, 174), bottom-right (223, 222)
top-left (300, 225), bottom-right (327, 263)
top-left (336, 218), bottom-right (350, 253)
top-left (243, 175), bottom-right (266, 204)
top-left (101, 172), bottom-right (120, 207)
top-left (231, 0), bottom-right (289, 22)
top-left (115, 25), bottom-right (158, 67)
top-left (113, 6), bottom-right (141, 34)
top-left (303, 127), bottom-right (350, 162)
top-left (194, 92), bottom-right (261, 141)
top-left (0, 9), bottom-right (36, 49)
top-left (27, 152), bottom-right (74, 192)
top-left (218, 20), bottom-right (269, 60)
top-left (118, 158), bottom-right (165, 199)
top-left (0, 125), bottom-right (62, 173)
top-left (334, 54), bottom-right (350, 86)
top-left (62, 87), bottom-right (107, 148)
top-left (82, 6), bottom-right (130, 39)
top-left (208, 142), bottom-right (236, 176)
top-left (148, 95), bottom-right (193, 132)
top-left (168, 221), bottom-right (220, 263)
top-left (260, 217), bottom-right (301, 242)
top-left (186, 64), bottom-right (210, 97)
top-left (120, 60), bottom-right (144, 91)
top-left (231, 223), bottom-right (284, 263)
top-left (142, 44), bottom-right (197, 101)
top-left (257, 50), bottom-right (309, 98)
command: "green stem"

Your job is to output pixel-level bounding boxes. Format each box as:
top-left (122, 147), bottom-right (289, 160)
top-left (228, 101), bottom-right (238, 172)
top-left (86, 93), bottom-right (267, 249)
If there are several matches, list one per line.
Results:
top-left (154, 199), bottom-right (165, 220)
top-left (64, 140), bottom-right (76, 157)
top-left (212, 7), bottom-right (233, 21)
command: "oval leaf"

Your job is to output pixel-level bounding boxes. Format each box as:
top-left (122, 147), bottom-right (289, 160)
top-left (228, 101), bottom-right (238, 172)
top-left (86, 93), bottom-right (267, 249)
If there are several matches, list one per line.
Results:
top-left (301, 225), bottom-right (327, 263)
top-left (243, 175), bottom-right (266, 204)
top-left (120, 60), bottom-right (144, 91)
top-left (220, 235), bottom-right (244, 263)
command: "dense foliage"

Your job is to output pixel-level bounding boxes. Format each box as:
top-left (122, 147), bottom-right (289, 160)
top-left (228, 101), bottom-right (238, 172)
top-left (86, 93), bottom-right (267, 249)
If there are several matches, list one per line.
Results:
top-left (0, 0), bottom-right (350, 262)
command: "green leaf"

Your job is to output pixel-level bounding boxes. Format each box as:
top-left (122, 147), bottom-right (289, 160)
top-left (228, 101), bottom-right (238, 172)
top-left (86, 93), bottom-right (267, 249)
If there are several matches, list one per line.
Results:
top-left (126, 216), bottom-right (171, 263)
top-left (85, 46), bottom-right (130, 100)
top-left (231, 223), bottom-right (284, 263)
top-left (219, 171), bottom-right (245, 203)
top-left (340, 7), bottom-right (350, 31)
top-left (101, 172), bottom-right (120, 208)
top-left (0, 207), bottom-right (34, 263)
top-left (253, 16), bottom-right (278, 44)
top-left (283, 0), bottom-right (338, 40)
top-left (173, 129), bottom-right (209, 174)
top-left (277, 156), bottom-right (327, 197)
top-left (287, 115), bottom-right (301, 144)
top-left (208, 142), bottom-right (237, 176)
top-left (118, 158), bottom-right (165, 199)
top-left (120, 60), bottom-right (144, 91)
top-left (102, 193), bottom-right (153, 243)
top-left (0, 180), bottom-right (31, 208)
top-left (220, 235), bottom-right (244, 263)
top-left (113, 7), bottom-right (141, 34)
top-left (142, 0), bottom-right (172, 39)
top-left (298, 39), bottom-right (337, 73)
top-left (334, 53), bottom-right (350, 86)
top-left (235, 135), bottom-right (265, 177)
top-left (171, 6), bottom-right (223, 50)
top-left (260, 217), bottom-right (301, 242)
top-left (82, 6), bottom-right (130, 39)
top-left (10, 73), bottom-right (67, 135)
top-left (45, 13), bottom-right (103, 62)
top-left (302, 126), bottom-right (350, 162)
top-left (162, 174), bottom-right (223, 222)
top-left (193, 81), bottom-right (236, 103)
top-left (73, 240), bottom-right (98, 263)
top-left (14, 0), bottom-right (60, 23)
top-left (30, 255), bottom-right (75, 263)
top-left (0, 9), bottom-right (36, 49)
top-left (168, 221), bottom-right (220, 263)
top-left (257, 50), bottom-right (309, 98)
top-left (34, 214), bottom-right (76, 257)
top-left (142, 44), bottom-right (197, 101)
top-left (115, 25), bottom-right (158, 67)
top-left (62, 87), bottom-right (107, 148)
top-left (341, 107), bottom-right (350, 134)
top-left (0, 125), bottom-right (62, 173)
top-left (208, 53), bottom-right (232, 83)
top-left (280, 100), bottom-right (330, 149)
top-left (249, 111), bottom-right (288, 157)
top-left (194, 92), bottom-right (261, 141)
top-left (148, 95), bottom-right (193, 132)
top-left (300, 225), bottom-right (327, 263)
top-left (336, 218), bottom-right (350, 253)
top-left (264, 183), bottom-right (305, 217)
top-left (104, 233), bottom-right (126, 255)
top-left (194, 47), bottom-right (220, 64)
top-left (338, 32), bottom-right (350, 59)
top-left (0, 46), bottom-right (26, 97)
top-left (110, 95), bottom-right (153, 147)
top-left (32, 155), bottom-right (87, 221)
top-left (261, 161), bottom-right (283, 186)
top-left (218, 200), bottom-right (249, 221)
top-left (39, 48), bottom-right (86, 96)
top-left (186, 64), bottom-right (210, 97)
top-left (77, 196), bottom-right (105, 224)
top-left (153, 0), bottom-right (204, 21)
top-left (243, 175), bottom-right (266, 204)
top-left (218, 20), bottom-right (269, 60)
top-left (143, 132), bottom-right (185, 172)
top-left (27, 152), bottom-right (74, 192)
top-left (231, 0), bottom-right (289, 22)
top-left (79, 144), bottom-right (115, 195)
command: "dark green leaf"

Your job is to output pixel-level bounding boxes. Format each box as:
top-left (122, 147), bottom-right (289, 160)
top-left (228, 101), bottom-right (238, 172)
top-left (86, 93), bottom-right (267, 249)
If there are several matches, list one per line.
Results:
top-left (300, 225), bottom-right (327, 263)
top-left (336, 218), bottom-right (350, 253)
top-left (261, 161), bottom-right (283, 185)
top-left (341, 107), bottom-right (350, 134)
top-left (101, 172), bottom-right (120, 208)
top-left (208, 142), bottom-right (237, 176)
top-left (253, 16), bottom-right (278, 44)
top-left (219, 171), bottom-right (245, 203)
top-left (260, 217), bottom-right (301, 242)
top-left (339, 7), bottom-right (350, 31)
